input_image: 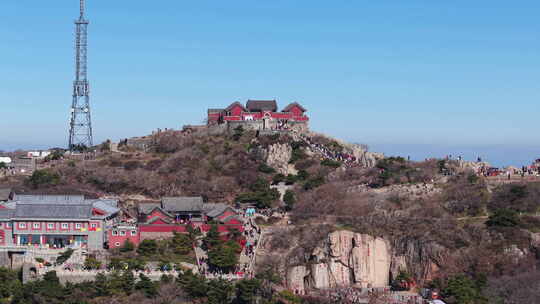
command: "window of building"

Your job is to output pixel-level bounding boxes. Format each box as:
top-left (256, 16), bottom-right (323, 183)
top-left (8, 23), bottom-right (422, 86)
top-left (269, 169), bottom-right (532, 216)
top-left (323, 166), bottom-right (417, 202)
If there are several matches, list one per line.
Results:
top-left (0, 223), bottom-right (2, 228)
top-left (131, 230), bottom-right (137, 236)
top-left (75, 223), bottom-right (82, 229)
top-left (19, 223), bottom-right (26, 229)
top-left (47, 223), bottom-right (55, 229)
top-left (5, 223), bottom-right (11, 229)
top-left (115, 242), bottom-right (120, 247)
top-left (61, 223), bottom-right (69, 229)
top-left (112, 230), bottom-right (118, 236)
top-left (91, 223), bottom-right (97, 228)
top-left (33, 223), bottom-right (40, 229)
top-left (120, 230), bottom-right (126, 236)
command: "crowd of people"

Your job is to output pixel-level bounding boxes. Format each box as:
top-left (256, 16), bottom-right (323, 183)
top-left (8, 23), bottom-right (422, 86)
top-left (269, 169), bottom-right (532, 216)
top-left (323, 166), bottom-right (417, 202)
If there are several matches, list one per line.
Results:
top-left (297, 133), bottom-right (361, 168)
top-left (195, 208), bottom-right (263, 280)
top-left (323, 287), bottom-right (426, 304)
top-left (239, 210), bottom-right (262, 278)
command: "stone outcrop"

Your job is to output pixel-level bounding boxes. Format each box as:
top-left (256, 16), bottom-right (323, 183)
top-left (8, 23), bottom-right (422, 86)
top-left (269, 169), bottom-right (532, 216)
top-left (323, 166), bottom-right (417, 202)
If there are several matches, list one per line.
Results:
top-left (346, 145), bottom-right (384, 168)
top-left (460, 161), bottom-right (490, 172)
top-left (287, 231), bottom-right (391, 294)
top-left (260, 143), bottom-right (297, 175)
top-left (348, 183), bottom-right (441, 200)
top-left (286, 230), bottom-right (446, 294)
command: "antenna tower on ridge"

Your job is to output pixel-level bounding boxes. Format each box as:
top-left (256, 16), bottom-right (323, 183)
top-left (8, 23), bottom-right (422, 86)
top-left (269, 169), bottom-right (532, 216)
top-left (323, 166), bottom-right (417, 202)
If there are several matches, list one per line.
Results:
top-left (68, 0), bottom-right (93, 151)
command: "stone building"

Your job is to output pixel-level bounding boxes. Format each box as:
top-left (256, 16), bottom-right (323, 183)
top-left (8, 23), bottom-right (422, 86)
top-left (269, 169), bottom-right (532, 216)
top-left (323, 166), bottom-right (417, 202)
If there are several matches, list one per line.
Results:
top-left (10, 157), bottom-right (36, 175)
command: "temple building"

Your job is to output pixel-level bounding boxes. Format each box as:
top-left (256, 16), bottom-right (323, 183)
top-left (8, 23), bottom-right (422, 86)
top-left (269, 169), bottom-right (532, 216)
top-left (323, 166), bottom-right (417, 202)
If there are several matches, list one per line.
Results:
top-left (0, 195), bottom-right (119, 250)
top-left (207, 100), bottom-right (309, 132)
top-left (135, 197), bottom-right (243, 243)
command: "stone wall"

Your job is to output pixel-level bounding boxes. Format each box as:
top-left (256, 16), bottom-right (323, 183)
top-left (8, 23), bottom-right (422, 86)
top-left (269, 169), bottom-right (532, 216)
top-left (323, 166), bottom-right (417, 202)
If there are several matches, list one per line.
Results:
top-left (140, 231), bottom-right (175, 241)
top-left (214, 120), bottom-right (309, 134)
top-left (0, 251), bottom-right (10, 268)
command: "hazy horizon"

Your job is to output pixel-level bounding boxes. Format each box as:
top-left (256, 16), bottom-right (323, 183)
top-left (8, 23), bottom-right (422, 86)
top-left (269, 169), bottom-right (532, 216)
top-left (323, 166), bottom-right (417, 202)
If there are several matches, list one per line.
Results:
top-left (1, 137), bottom-right (537, 168)
top-left (1, 1), bottom-right (539, 168)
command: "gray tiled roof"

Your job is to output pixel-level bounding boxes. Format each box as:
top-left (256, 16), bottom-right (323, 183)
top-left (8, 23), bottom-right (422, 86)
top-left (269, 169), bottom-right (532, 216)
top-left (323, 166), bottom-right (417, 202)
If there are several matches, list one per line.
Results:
top-left (208, 108), bottom-right (225, 114)
top-left (86, 198), bottom-right (118, 208)
top-left (282, 102), bottom-right (307, 113)
top-left (204, 203), bottom-right (230, 218)
top-left (246, 100), bottom-right (278, 112)
top-left (90, 200), bottom-right (120, 216)
top-left (14, 194), bottom-right (85, 204)
top-left (225, 101), bottom-right (247, 112)
top-left (162, 197), bottom-right (203, 212)
top-left (14, 203), bottom-right (92, 220)
top-left (0, 209), bottom-right (14, 220)
top-left (219, 214), bottom-right (240, 224)
top-left (0, 202), bottom-right (16, 209)
top-left (146, 216), bottom-right (172, 225)
top-left (13, 195), bottom-right (119, 217)
top-left (138, 202), bottom-right (161, 215)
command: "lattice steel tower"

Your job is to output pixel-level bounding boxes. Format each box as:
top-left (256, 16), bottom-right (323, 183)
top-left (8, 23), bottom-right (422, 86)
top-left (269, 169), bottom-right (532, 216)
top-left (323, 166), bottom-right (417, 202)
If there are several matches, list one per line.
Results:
top-left (68, 0), bottom-right (93, 150)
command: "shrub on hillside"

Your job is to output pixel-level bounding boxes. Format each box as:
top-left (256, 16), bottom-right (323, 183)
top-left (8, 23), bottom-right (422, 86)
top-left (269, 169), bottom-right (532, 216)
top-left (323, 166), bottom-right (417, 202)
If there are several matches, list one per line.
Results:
top-left (120, 239), bottom-right (135, 252)
top-left (56, 248), bottom-right (74, 265)
top-left (26, 169), bottom-right (61, 189)
top-left (285, 174), bottom-right (298, 185)
top-left (272, 173), bottom-right (285, 185)
top-left (486, 209), bottom-right (520, 228)
top-left (289, 141), bottom-right (307, 163)
top-left (232, 126), bottom-right (244, 141)
top-left (258, 163), bottom-right (276, 174)
top-left (283, 190), bottom-right (296, 211)
top-left (443, 172), bottom-right (489, 217)
top-left (320, 159), bottom-right (342, 168)
top-left (123, 160), bottom-right (141, 171)
top-left (303, 176), bottom-right (325, 190)
top-left (137, 240), bottom-right (158, 256)
top-left (489, 183), bottom-right (540, 213)
top-left (207, 241), bottom-right (241, 272)
top-left (237, 178), bottom-right (280, 208)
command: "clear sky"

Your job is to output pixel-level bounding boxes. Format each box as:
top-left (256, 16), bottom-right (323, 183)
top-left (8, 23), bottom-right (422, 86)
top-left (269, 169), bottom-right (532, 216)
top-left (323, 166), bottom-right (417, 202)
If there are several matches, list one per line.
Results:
top-left (0, 1), bottom-right (538, 167)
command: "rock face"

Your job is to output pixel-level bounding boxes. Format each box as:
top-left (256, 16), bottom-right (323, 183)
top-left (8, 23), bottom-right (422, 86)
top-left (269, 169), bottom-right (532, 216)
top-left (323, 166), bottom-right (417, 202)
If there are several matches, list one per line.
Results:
top-left (262, 143), bottom-right (297, 175)
top-left (460, 161), bottom-right (490, 172)
top-left (347, 145), bottom-right (384, 168)
top-left (287, 231), bottom-right (391, 294)
top-left (348, 183), bottom-right (441, 200)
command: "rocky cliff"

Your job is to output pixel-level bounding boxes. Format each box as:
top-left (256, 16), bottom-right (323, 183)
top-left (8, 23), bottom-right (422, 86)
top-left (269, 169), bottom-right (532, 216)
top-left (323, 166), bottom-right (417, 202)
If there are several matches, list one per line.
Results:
top-left (287, 231), bottom-right (391, 294)
top-left (285, 230), bottom-right (445, 294)
top-left (344, 144), bottom-right (384, 168)
top-left (259, 143), bottom-right (297, 175)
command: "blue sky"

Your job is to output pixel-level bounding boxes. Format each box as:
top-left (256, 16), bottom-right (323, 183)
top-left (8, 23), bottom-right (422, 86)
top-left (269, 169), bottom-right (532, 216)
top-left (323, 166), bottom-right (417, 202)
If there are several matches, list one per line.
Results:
top-left (0, 1), bottom-right (538, 166)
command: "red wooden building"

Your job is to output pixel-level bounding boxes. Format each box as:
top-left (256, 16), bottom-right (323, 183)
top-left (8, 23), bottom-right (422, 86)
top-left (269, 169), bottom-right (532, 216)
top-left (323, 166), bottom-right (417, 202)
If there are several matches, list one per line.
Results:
top-left (108, 224), bottom-right (140, 249)
top-left (135, 197), bottom-right (244, 243)
top-left (207, 100), bottom-right (308, 125)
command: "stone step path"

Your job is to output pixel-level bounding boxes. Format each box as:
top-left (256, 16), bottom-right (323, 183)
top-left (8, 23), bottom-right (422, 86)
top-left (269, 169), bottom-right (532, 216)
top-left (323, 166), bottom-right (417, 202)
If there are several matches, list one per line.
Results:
top-left (194, 215), bottom-right (263, 280)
